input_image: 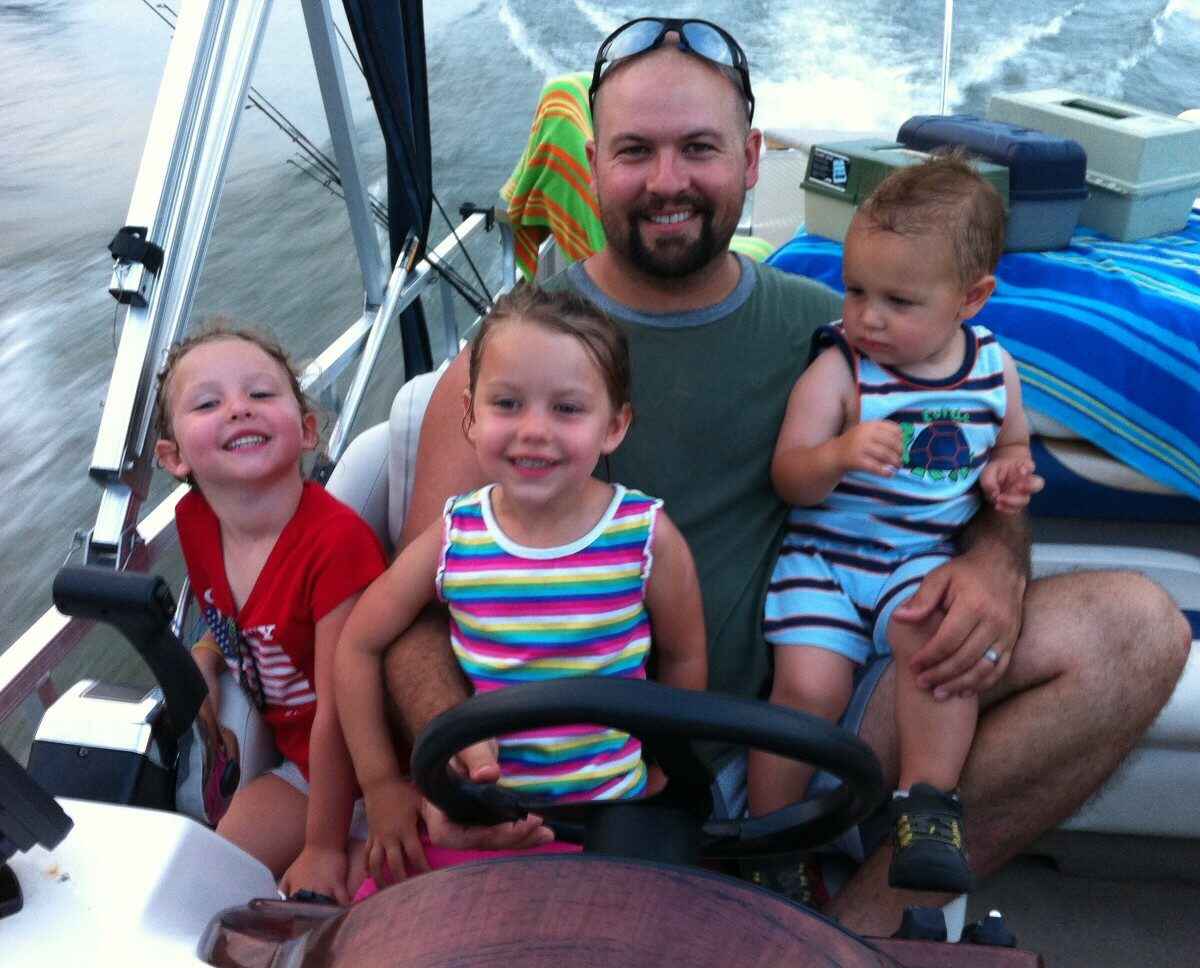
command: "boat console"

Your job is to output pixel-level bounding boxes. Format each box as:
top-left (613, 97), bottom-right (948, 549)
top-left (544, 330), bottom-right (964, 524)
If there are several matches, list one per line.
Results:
top-left (0, 744), bottom-right (73, 919)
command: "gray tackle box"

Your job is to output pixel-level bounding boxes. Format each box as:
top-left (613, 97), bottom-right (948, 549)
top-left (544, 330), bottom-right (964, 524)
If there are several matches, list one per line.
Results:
top-left (988, 89), bottom-right (1200, 241)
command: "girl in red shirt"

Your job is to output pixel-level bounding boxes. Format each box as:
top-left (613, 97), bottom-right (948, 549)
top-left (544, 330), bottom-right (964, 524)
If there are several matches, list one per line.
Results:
top-left (155, 325), bottom-right (386, 904)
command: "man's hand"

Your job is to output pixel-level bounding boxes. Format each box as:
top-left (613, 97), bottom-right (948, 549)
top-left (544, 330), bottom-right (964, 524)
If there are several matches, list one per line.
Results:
top-left (893, 549), bottom-right (1024, 699)
top-left (362, 776), bottom-right (431, 886)
top-left (420, 737), bottom-right (554, 851)
top-left (279, 844), bottom-right (352, 906)
top-left (419, 798), bottom-right (554, 851)
top-left (980, 455), bottom-right (1042, 514)
top-left (836, 421), bottom-right (903, 477)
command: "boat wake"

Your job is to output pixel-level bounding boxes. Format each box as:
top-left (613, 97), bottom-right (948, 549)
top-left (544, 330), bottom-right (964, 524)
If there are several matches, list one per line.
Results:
top-left (571, 0), bottom-right (623, 38)
top-left (498, 0), bottom-right (571, 79)
top-left (949, 4), bottom-right (1084, 100)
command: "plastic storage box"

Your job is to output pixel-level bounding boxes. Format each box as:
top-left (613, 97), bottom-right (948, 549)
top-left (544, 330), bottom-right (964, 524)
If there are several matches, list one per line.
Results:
top-left (801, 139), bottom-right (1009, 243)
top-left (987, 89), bottom-right (1200, 241)
top-left (897, 115), bottom-right (1088, 251)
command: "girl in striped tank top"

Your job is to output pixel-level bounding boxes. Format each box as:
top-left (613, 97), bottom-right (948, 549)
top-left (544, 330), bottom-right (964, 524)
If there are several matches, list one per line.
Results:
top-left (337, 286), bottom-right (707, 886)
top-left (753, 156), bottom-right (1039, 896)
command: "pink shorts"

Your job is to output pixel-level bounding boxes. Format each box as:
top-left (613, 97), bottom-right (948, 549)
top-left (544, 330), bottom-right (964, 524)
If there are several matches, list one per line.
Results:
top-left (352, 833), bottom-right (580, 902)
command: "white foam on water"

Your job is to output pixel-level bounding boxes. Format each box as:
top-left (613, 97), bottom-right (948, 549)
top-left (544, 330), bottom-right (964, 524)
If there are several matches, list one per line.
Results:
top-left (1163, 0), bottom-right (1200, 23)
top-left (946, 4), bottom-right (1083, 100)
top-left (750, 10), bottom-right (933, 132)
top-left (1089, 2), bottom-right (1195, 98)
top-left (571, 0), bottom-right (625, 37)
top-left (498, 0), bottom-right (568, 79)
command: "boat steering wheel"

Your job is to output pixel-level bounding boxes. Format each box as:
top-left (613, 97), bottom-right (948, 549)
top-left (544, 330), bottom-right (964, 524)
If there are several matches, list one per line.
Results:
top-left (411, 678), bottom-right (885, 858)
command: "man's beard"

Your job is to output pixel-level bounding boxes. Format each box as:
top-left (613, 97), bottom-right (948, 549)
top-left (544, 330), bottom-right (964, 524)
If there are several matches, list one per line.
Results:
top-left (605, 196), bottom-right (739, 279)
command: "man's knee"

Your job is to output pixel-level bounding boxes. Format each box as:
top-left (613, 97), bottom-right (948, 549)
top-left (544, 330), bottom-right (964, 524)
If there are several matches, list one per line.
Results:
top-left (1021, 569), bottom-right (1189, 708)
top-left (1071, 571), bottom-right (1188, 671)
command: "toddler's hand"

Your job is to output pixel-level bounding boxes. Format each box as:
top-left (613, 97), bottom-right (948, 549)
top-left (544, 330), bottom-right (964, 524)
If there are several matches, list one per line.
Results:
top-left (837, 420), bottom-right (904, 477)
top-left (280, 844), bottom-right (351, 905)
top-left (981, 455), bottom-right (1041, 513)
top-left (362, 776), bottom-right (430, 886)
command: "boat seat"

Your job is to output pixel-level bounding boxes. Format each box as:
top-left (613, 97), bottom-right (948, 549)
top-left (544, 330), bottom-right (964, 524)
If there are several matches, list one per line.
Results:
top-left (1029, 546), bottom-right (1200, 877)
top-left (327, 363), bottom-right (447, 557)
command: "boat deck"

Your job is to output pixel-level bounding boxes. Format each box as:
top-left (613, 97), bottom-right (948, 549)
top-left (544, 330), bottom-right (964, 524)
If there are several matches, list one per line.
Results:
top-left (971, 856), bottom-right (1200, 966)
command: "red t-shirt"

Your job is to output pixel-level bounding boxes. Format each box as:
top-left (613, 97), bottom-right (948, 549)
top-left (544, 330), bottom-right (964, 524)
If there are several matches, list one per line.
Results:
top-left (177, 481), bottom-right (386, 779)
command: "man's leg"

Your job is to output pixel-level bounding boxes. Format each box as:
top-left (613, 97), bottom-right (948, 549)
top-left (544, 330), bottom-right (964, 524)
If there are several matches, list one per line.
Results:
top-left (827, 570), bottom-right (1191, 936)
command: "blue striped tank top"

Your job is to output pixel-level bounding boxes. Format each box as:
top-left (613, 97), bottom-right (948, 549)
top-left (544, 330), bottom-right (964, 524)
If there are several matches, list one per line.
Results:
top-left (787, 322), bottom-right (1007, 557)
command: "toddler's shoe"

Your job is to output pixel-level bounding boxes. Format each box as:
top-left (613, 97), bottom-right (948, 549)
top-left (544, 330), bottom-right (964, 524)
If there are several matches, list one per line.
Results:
top-left (888, 783), bottom-right (972, 893)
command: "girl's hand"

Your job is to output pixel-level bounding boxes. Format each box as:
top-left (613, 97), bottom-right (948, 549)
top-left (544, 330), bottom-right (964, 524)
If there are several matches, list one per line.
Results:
top-left (837, 421), bottom-right (904, 477)
top-left (450, 737), bottom-right (501, 783)
top-left (279, 844), bottom-right (351, 905)
top-left (980, 455), bottom-right (1041, 514)
top-left (362, 776), bottom-right (430, 886)
top-left (196, 697), bottom-right (239, 764)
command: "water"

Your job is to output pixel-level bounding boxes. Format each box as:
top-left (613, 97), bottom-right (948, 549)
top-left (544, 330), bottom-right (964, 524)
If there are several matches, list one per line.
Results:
top-left (1, 0), bottom-right (1198, 658)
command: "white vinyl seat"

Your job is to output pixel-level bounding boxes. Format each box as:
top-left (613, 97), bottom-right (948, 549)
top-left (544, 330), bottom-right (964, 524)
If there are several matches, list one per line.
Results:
top-left (326, 364), bottom-right (446, 557)
top-left (1031, 545), bottom-right (1200, 846)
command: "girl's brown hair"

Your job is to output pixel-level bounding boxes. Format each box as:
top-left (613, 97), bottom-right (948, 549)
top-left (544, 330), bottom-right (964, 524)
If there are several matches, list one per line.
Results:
top-left (153, 319), bottom-right (314, 447)
top-left (463, 284), bottom-right (632, 433)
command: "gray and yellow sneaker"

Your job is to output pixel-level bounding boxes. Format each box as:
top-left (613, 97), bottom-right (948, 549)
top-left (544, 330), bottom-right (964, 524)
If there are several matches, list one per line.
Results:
top-left (888, 784), bottom-right (973, 893)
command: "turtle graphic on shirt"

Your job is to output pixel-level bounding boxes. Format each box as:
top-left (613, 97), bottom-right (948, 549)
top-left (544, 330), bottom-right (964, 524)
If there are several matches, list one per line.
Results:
top-left (900, 408), bottom-right (975, 482)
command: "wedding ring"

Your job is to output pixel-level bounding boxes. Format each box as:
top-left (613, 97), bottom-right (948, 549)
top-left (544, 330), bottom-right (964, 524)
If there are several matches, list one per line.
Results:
top-left (983, 647), bottom-right (1001, 664)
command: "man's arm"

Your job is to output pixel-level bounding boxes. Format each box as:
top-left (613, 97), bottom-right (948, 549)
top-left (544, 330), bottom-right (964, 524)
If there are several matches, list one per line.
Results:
top-left (385, 350), bottom-right (484, 743)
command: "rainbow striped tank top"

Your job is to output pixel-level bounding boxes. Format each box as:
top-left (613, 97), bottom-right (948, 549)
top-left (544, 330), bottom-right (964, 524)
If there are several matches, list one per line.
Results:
top-left (436, 483), bottom-right (661, 802)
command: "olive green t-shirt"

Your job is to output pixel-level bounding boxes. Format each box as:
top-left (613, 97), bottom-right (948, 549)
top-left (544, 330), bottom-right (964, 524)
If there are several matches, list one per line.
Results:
top-left (549, 257), bottom-right (842, 710)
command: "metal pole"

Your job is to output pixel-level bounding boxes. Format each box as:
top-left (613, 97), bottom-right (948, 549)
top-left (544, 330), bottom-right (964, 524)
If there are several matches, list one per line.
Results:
top-left (326, 231), bottom-right (420, 464)
top-left (88, 0), bottom-right (274, 567)
top-left (299, 0), bottom-right (388, 305)
top-left (940, 0), bottom-right (955, 115)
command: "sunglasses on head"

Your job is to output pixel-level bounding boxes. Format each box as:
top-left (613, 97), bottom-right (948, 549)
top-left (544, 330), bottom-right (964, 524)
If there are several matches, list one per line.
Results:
top-left (589, 17), bottom-right (755, 124)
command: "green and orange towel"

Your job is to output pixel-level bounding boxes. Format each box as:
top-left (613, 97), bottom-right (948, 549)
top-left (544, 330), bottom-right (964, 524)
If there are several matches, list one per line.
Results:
top-left (501, 72), bottom-right (775, 281)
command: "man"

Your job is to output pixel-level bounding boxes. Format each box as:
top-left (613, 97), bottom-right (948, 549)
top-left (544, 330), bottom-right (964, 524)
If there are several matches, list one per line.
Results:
top-left (386, 17), bottom-right (1191, 935)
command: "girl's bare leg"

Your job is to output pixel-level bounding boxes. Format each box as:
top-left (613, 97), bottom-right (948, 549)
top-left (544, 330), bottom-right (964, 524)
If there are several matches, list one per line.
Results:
top-left (217, 773), bottom-right (308, 878)
top-left (748, 645), bottom-right (855, 816)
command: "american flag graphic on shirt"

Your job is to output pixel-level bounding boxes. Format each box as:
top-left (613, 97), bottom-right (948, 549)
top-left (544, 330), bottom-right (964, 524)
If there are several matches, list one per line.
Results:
top-left (200, 600), bottom-right (316, 712)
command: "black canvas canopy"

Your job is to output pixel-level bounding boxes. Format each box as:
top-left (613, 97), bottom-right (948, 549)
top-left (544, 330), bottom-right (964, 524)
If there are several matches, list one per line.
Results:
top-left (341, 0), bottom-right (434, 375)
